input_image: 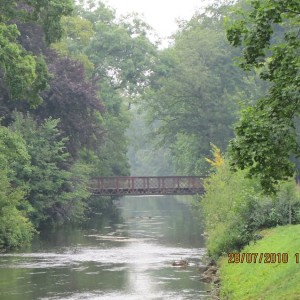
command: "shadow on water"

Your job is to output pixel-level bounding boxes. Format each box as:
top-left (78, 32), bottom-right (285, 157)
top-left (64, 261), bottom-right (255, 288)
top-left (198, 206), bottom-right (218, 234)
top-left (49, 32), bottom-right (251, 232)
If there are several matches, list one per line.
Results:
top-left (0, 195), bottom-right (210, 299)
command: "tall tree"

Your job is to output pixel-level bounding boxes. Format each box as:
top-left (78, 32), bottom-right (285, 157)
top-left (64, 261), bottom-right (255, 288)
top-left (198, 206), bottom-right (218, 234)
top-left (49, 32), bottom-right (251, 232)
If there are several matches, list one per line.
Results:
top-left (226, 0), bottom-right (300, 193)
top-left (81, 3), bottom-right (158, 98)
top-left (126, 108), bottom-right (174, 176)
top-left (52, 2), bottom-right (158, 175)
top-left (10, 113), bottom-right (90, 228)
top-left (144, 6), bottom-right (255, 175)
top-left (0, 0), bottom-right (73, 106)
top-left (0, 21), bottom-right (105, 159)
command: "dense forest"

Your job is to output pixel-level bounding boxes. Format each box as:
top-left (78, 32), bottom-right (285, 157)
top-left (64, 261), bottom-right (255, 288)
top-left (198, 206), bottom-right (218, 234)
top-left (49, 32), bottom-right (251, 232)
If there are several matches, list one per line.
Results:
top-left (0, 0), bottom-right (299, 260)
top-left (0, 0), bottom-right (155, 249)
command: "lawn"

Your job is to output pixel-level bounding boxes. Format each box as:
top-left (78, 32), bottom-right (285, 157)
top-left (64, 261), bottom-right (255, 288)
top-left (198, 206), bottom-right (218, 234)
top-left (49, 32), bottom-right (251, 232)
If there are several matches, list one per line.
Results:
top-left (219, 225), bottom-right (300, 300)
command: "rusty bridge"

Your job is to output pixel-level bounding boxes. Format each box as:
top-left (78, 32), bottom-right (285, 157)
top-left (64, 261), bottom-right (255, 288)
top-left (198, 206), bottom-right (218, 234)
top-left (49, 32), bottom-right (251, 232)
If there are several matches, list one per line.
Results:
top-left (89, 176), bottom-right (204, 196)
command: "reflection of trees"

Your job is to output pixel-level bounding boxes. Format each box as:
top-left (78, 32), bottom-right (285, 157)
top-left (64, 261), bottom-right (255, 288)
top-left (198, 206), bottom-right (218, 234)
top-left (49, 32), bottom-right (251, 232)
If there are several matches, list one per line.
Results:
top-left (121, 196), bottom-right (205, 248)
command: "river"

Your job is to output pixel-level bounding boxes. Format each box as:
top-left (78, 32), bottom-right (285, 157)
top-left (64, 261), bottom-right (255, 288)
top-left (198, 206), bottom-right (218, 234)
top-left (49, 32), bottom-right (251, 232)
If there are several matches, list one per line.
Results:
top-left (0, 196), bottom-right (210, 299)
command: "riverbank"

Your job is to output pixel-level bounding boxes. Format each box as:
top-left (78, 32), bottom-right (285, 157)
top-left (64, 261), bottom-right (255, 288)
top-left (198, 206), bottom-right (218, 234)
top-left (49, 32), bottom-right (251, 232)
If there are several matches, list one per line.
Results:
top-left (218, 224), bottom-right (300, 299)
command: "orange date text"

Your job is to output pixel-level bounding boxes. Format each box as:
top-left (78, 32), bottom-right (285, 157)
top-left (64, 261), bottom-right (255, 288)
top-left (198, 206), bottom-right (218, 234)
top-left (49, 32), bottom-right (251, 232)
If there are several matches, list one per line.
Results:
top-left (228, 252), bottom-right (289, 264)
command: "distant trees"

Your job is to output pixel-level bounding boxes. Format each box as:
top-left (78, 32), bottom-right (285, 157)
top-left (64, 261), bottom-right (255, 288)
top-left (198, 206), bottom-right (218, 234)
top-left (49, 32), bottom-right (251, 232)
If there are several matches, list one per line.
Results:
top-left (143, 4), bottom-right (263, 176)
top-left (52, 3), bottom-right (158, 175)
top-left (126, 109), bottom-right (174, 176)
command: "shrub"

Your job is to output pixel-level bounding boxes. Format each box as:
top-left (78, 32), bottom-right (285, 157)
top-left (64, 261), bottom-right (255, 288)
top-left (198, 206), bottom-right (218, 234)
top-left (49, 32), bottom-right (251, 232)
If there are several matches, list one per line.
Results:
top-left (0, 127), bottom-right (35, 250)
top-left (197, 149), bottom-right (300, 259)
top-left (10, 112), bottom-right (91, 228)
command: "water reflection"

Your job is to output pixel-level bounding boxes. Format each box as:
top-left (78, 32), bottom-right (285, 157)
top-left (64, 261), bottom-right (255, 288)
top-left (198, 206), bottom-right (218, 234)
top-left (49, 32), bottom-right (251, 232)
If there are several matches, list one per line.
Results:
top-left (0, 196), bottom-right (210, 299)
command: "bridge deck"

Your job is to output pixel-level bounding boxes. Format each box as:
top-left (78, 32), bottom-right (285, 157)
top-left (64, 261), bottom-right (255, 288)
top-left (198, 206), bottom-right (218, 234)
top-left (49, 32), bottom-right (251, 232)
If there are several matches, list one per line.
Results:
top-left (89, 176), bottom-right (204, 196)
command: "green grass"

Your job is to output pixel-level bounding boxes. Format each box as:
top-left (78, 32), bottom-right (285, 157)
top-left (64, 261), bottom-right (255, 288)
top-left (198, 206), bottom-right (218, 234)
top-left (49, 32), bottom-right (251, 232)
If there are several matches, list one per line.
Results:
top-left (219, 225), bottom-right (300, 300)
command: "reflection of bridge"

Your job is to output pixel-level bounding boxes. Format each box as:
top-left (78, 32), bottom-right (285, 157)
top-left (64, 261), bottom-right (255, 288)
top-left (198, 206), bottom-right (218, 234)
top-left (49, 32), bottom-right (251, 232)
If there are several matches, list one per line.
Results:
top-left (89, 176), bottom-right (204, 196)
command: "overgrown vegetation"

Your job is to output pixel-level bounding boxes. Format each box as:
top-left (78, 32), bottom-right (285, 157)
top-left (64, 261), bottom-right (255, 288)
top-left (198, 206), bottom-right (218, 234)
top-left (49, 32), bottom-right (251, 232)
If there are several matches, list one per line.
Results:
top-left (0, 126), bottom-right (35, 249)
top-left (197, 146), bottom-right (300, 259)
top-left (0, 0), bottom-right (157, 250)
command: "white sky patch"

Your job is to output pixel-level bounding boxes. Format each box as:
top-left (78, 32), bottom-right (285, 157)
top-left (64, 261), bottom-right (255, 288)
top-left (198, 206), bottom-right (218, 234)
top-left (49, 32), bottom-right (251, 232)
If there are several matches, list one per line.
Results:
top-left (104, 0), bottom-right (213, 38)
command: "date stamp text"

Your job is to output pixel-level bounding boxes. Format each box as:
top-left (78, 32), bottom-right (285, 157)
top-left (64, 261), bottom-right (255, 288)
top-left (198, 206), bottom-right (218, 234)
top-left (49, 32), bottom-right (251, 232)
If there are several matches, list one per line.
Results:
top-left (227, 252), bottom-right (300, 263)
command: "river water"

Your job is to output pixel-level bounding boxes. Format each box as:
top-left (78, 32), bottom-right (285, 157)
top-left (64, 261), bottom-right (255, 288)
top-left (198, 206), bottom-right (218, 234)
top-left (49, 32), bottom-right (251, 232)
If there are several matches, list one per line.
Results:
top-left (0, 196), bottom-right (210, 299)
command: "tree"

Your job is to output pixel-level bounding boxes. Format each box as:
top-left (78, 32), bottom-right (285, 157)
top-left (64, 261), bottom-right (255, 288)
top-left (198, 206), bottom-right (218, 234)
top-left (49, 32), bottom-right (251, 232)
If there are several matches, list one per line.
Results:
top-left (51, 2), bottom-right (158, 176)
top-left (81, 3), bottom-right (158, 98)
top-left (126, 108), bottom-right (174, 176)
top-left (143, 6), bottom-right (254, 175)
top-left (37, 52), bottom-right (105, 158)
top-left (0, 125), bottom-right (35, 249)
top-left (51, 15), bottom-right (95, 75)
top-left (10, 113), bottom-right (90, 228)
top-left (226, 0), bottom-right (300, 193)
top-left (0, 21), bottom-right (105, 159)
top-left (0, 0), bottom-right (73, 106)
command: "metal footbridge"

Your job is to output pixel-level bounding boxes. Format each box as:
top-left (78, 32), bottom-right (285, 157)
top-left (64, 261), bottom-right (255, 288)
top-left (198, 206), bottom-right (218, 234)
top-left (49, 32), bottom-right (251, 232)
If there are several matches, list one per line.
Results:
top-left (89, 176), bottom-right (204, 196)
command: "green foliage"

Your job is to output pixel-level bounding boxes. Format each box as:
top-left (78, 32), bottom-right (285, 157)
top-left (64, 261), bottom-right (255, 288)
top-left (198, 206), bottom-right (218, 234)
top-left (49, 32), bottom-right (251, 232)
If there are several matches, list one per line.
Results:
top-left (198, 158), bottom-right (300, 259)
top-left (52, 1), bottom-right (158, 176)
top-left (0, 23), bottom-right (49, 106)
top-left (83, 6), bottom-right (157, 97)
top-left (143, 4), bottom-right (263, 175)
top-left (0, 126), bottom-right (35, 250)
top-left (220, 225), bottom-right (300, 299)
top-left (10, 112), bottom-right (90, 227)
top-left (226, 0), bottom-right (300, 193)
top-left (126, 108), bottom-right (174, 176)
top-left (29, 0), bottom-right (74, 44)
top-left (199, 159), bottom-right (259, 258)
top-left (229, 103), bottom-right (298, 192)
top-left (170, 134), bottom-right (205, 175)
top-left (0, 122), bottom-right (29, 171)
top-left (92, 83), bottom-right (131, 176)
top-left (52, 15), bottom-right (95, 75)
top-left (0, 0), bottom-right (73, 105)
top-left (0, 175), bottom-right (35, 250)
top-left (60, 160), bottom-right (91, 224)
top-left (0, 0), bottom-right (74, 44)
top-left (57, 1), bottom-right (158, 97)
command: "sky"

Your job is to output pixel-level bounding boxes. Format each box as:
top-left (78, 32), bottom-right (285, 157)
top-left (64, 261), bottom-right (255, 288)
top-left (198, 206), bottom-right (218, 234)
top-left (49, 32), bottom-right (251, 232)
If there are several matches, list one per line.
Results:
top-left (104, 0), bottom-right (213, 39)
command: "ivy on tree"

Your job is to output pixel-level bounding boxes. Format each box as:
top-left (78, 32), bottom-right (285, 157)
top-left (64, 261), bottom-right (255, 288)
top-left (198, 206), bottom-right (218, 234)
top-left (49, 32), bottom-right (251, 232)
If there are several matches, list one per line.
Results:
top-left (226, 0), bottom-right (300, 193)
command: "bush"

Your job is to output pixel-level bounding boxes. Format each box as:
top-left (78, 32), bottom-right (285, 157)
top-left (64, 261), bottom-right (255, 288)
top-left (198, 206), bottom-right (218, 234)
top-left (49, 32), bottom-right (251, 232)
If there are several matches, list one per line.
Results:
top-left (197, 154), bottom-right (300, 259)
top-left (0, 205), bottom-right (35, 250)
top-left (0, 127), bottom-right (35, 250)
top-left (0, 170), bottom-right (35, 250)
top-left (10, 112), bottom-right (91, 228)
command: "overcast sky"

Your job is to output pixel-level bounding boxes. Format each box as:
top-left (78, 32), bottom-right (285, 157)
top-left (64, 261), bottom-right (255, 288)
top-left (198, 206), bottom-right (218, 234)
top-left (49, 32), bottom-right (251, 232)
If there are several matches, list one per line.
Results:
top-left (104, 0), bottom-right (213, 38)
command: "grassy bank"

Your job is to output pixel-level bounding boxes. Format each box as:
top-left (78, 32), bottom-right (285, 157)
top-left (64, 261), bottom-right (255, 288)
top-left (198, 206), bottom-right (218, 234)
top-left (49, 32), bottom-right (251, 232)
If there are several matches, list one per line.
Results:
top-left (219, 225), bottom-right (300, 299)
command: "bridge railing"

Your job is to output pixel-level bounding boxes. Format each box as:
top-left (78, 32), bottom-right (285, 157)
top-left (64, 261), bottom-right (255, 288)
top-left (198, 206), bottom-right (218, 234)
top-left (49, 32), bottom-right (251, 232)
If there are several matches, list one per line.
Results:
top-left (89, 176), bottom-right (204, 196)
